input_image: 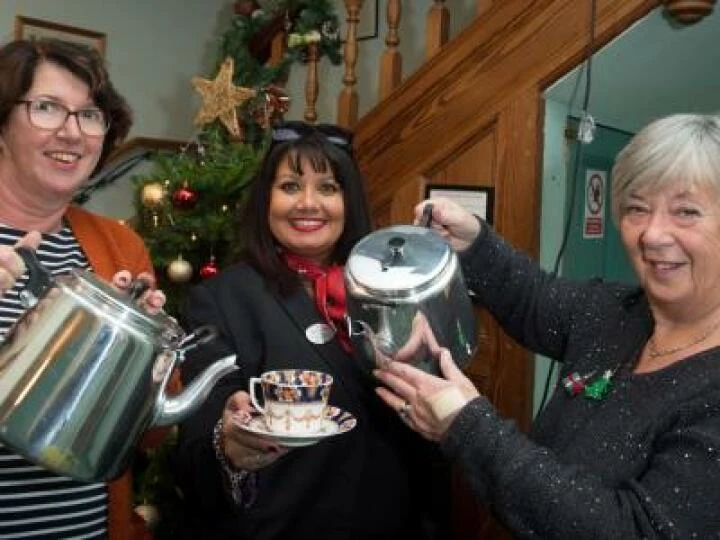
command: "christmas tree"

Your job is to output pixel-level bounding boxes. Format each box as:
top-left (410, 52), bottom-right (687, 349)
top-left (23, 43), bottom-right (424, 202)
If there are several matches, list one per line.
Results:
top-left (119, 1), bottom-right (342, 536)
top-left (127, 0), bottom-right (342, 316)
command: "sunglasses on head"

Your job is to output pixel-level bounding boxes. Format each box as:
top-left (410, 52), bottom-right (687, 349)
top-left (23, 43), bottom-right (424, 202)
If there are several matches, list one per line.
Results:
top-left (270, 121), bottom-right (353, 150)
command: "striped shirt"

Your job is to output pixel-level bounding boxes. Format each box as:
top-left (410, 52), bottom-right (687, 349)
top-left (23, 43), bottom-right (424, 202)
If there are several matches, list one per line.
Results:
top-left (0, 225), bottom-right (107, 539)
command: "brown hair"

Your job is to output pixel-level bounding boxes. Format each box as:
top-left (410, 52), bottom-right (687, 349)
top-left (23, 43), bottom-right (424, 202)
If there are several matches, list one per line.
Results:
top-left (0, 38), bottom-right (132, 169)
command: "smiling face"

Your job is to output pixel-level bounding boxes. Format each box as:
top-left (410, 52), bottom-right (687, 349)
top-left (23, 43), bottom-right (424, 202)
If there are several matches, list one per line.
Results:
top-left (0, 61), bottom-right (104, 203)
top-left (620, 182), bottom-right (720, 318)
top-left (268, 153), bottom-right (345, 265)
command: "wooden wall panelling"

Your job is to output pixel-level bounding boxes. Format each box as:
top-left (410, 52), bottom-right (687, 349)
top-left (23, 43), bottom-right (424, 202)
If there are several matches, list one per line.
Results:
top-left (487, 87), bottom-right (542, 429)
top-left (428, 126), bottom-right (496, 188)
top-left (388, 175), bottom-right (426, 225)
top-left (476, 0), bottom-right (495, 17)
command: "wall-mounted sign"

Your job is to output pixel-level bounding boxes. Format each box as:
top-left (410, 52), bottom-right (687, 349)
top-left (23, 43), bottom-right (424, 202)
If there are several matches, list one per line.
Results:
top-left (583, 169), bottom-right (606, 239)
top-left (425, 185), bottom-right (495, 226)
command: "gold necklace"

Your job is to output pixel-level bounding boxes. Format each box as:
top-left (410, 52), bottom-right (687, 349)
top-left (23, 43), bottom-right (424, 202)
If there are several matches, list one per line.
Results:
top-left (648, 319), bottom-right (720, 359)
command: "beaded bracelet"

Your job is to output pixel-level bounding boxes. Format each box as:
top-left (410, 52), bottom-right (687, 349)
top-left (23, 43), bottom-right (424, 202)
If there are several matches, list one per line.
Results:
top-left (212, 418), bottom-right (257, 508)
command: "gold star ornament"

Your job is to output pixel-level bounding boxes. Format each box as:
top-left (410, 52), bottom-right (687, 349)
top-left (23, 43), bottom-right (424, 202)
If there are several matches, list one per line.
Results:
top-left (192, 57), bottom-right (256, 139)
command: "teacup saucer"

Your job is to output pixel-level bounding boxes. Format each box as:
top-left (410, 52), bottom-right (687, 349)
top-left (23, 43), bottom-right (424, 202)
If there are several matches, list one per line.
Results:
top-left (237, 406), bottom-right (357, 448)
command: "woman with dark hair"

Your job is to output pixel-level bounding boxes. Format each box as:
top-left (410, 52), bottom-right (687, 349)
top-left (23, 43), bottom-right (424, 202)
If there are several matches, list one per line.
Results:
top-left (0, 38), bottom-right (165, 539)
top-left (174, 121), bottom-right (450, 539)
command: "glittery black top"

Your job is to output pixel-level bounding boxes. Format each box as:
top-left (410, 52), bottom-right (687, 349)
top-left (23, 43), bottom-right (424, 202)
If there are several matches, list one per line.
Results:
top-left (442, 224), bottom-right (720, 539)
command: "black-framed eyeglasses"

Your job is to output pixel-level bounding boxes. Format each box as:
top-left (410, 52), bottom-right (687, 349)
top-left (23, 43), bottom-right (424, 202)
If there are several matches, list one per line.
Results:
top-left (16, 98), bottom-right (109, 137)
top-left (271, 121), bottom-right (353, 150)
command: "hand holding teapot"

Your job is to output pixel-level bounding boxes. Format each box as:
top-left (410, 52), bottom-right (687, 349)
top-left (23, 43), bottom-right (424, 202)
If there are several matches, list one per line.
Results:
top-left (413, 198), bottom-right (481, 253)
top-left (0, 231), bottom-right (165, 312)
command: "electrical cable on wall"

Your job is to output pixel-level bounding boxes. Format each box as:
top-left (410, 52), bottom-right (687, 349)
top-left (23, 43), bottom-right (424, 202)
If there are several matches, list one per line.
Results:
top-left (538, 0), bottom-right (597, 412)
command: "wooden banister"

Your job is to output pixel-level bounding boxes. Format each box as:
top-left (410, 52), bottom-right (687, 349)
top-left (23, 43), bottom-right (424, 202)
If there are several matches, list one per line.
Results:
top-left (379, 0), bottom-right (402, 99)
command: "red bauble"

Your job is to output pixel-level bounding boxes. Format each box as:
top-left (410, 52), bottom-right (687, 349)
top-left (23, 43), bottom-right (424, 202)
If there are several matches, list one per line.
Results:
top-left (172, 185), bottom-right (199, 210)
top-left (199, 258), bottom-right (219, 280)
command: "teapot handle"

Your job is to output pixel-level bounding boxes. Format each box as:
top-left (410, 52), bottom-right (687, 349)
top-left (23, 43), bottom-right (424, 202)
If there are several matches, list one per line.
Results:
top-left (15, 247), bottom-right (53, 309)
top-left (126, 279), bottom-right (151, 301)
top-left (419, 202), bottom-right (434, 228)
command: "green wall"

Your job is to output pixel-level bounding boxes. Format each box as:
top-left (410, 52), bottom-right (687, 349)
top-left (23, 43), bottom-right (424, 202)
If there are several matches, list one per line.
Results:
top-left (563, 119), bottom-right (637, 284)
top-left (535, 102), bottom-right (637, 417)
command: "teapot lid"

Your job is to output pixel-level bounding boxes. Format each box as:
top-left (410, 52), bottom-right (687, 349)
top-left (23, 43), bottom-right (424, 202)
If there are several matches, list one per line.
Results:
top-left (345, 225), bottom-right (452, 296)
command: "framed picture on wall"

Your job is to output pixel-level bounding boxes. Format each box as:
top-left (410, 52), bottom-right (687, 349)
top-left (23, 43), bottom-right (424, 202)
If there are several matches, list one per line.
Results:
top-left (14, 16), bottom-right (106, 57)
top-left (425, 184), bottom-right (495, 226)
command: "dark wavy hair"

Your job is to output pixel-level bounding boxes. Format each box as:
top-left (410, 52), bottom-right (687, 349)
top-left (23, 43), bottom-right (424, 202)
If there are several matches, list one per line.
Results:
top-left (238, 122), bottom-right (373, 295)
top-left (0, 38), bottom-right (132, 170)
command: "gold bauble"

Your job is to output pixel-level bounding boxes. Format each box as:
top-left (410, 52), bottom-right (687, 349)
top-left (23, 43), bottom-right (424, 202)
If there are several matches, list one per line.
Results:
top-left (134, 504), bottom-right (160, 531)
top-left (141, 182), bottom-right (166, 209)
top-left (167, 255), bottom-right (193, 283)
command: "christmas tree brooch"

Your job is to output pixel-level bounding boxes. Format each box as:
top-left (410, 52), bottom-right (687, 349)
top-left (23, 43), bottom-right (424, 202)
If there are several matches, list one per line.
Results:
top-left (562, 369), bottom-right (614, 400)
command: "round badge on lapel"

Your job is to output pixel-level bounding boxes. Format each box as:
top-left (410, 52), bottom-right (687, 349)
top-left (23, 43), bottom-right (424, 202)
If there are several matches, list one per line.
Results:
top-left (306, 323), bottom-right (335, 345)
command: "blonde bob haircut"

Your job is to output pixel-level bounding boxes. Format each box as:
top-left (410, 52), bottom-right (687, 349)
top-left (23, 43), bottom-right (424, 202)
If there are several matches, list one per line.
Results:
top-left (611, 113), bottom-right (720, 224)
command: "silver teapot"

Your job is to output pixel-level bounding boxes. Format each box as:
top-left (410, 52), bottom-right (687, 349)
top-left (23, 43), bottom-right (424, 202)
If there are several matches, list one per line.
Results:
top-left (0, 248), bottom-right (237, 482)
top-left (345, 205), bottom-right (477, 375)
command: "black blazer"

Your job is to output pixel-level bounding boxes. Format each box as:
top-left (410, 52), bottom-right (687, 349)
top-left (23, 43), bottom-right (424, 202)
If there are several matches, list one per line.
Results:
top-left (173, 264), bottom-right (450, 540)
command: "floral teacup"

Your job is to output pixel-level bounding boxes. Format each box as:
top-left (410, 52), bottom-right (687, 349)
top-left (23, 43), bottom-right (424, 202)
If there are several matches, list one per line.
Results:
top-left (249, 369), bottom-right (333, 435)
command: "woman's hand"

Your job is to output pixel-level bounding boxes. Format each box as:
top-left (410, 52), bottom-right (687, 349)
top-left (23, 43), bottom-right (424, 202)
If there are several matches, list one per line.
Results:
top-left (0, 232), bottom-right (42, 295)
top-left (111, 271), bottom-right (166, 314)
top-left (221, 391), bottom-right (289, 471)
top-left (374, 349), bottom-right (480, 441)
top-left (414, 197), bottom-right (481, 252)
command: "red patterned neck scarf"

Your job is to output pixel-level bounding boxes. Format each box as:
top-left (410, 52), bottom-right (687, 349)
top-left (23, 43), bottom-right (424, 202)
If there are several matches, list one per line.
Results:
top-left (282, 252), bottom-right (352, 353)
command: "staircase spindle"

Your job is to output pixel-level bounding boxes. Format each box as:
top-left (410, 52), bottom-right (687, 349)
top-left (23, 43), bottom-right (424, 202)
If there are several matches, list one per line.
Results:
top-left (303, 42), bottom-right (319, 123)
top-left (337, 0), bottom-right (364, 128)
top-left (426, 0), bottom-right (449, 59)
top-left (379, 0), bottom-right (403, 99)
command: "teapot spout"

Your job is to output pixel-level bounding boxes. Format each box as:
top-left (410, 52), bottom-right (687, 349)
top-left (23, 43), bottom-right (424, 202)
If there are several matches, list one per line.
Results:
top-left (153, 354), bottom-right (238, 427)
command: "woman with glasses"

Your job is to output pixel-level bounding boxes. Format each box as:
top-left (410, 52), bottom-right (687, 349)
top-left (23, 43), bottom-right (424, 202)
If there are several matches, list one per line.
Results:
top-left (0, 38), bottom-right (166, 539)
top-left (174, 121), bottom-right (451, 539)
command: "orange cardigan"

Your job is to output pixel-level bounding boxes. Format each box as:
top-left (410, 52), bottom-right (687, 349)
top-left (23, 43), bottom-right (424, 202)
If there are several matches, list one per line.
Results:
top-left (66, 206), bottom-right (156, 540)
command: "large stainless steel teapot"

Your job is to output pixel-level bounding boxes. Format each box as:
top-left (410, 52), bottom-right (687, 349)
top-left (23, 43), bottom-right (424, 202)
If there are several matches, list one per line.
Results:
top-left (345, 206), bottom-right (477, 375)
top-left (0, 248), bottom-right (237, 482)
